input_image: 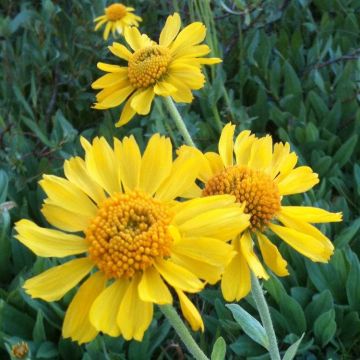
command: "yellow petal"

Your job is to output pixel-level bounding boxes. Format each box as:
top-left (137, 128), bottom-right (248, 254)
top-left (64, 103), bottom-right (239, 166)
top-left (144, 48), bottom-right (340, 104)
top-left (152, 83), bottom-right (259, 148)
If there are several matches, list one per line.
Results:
top-left (114, 136), bottom-right (141, 191)
top-left (154, 152), bottom-right (198, 201)
top-left (94, 19), bottom-right (107, 31)
top-left (173, 195), bottom-right (236, 225)
top-left (248, 135), bottom-right (273, 172)
top-left (81, 136), bottom-right (121, 195)
top-left (196, 57), bottom-right (222, 64)
top-left (167, 74), bottom-right (194, 103)
top-left (173, 44), bottom-right (210, 58)
top-left (116, 91), bottom-right (137, 127)
top-left (124, 27), bottom-right (152, 51)
top-left (96, 85), bottom-right (134, 108)
top-left (154, 259), bottom-right (204, 293)
top-left (41, 200), bottom-right (90, 232)
top-left (15, 219), bottom-right (88, 257)
top-left (205, 151), bottom-right (225, 174)
top-left (92, 70), bottom-right (128, 89)
top-left (277, 166), bottom-right (319, 195)
top-left (221, 251), bottom-right (251, 301)
top-left (175, 289), bottom-right (204, 331)
top-left (39, 175), bottom-right (97, 218)
top-left (178, 206), bottom-right (250, 241)
top-left (172, 237), bottom-right (234, 266)
top-left (97, 62), bottom-right (125, 73)
top-left (117, 275), bottom-right (153, 341)
top-left (138, 267), bottom-right (172, 304)
top-left (240, 232), bottom-right (269, 279)
top-left (170, 22), bottom-right (206, 56)
top-left (103, 21), bottom-right (112, 40)
top-left (218, 123), bottom-right (235, 167)
top-left (63, 272), bottom-right (106, 344)
top-left (168, 63), bottom-right (205, 89)
top-left (270, 221), bottom-right (334, 262)
top-left (108, 42), bottom-right (132, 60)
top-left (280, 206), bottom-right (342, 223)
top-left (271, 142), bottom-right (295, 179)
top-left (154, 80), bottom-right (178, 96)
top-left (234, 131), bottom-right (256, 166)
top-left (159, 12), bottom-right (181, 47)
top-left (171, 253), bottom-right (222, 284)
top-left (139, 134), bottom-right (172, 195)
top-left (256, 232), bottom-right (288, 277)
top-left (90, 279), bottom-right (128, 337)
top-left (130, 87), bottom-right (155, 115)
top-left (24, 258), bottom-right (93, 301)
top-left (64, 157), bottom-right (106, 204)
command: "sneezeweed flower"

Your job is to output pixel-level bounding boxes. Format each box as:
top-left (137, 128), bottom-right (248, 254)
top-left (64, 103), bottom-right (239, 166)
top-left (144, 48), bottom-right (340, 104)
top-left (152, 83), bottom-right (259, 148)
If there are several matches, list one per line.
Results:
top-left (179, 123), bottom-right (342, 302)
top-left (94, 3), bottom-right (142, 40)
top-left (15, 134), bottom-right (250, 343)
top-left (92, 12), bottom-right (222, 127)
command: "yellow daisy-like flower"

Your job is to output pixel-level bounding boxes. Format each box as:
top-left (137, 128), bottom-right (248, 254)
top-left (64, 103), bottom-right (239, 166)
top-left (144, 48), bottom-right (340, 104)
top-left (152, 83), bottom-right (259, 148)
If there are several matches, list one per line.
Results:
top-left (179, 123), bottom-right (342, 302)
top-left (94, 3), bottom-right (142, 40)
top-left (15, 134), bottom-right (250, 343)
top-left (92, 12), bottom-right (222, 127)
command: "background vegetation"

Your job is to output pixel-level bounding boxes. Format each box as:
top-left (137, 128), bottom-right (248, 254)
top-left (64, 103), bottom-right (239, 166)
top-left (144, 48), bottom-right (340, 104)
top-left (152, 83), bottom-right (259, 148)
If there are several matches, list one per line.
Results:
top-left (0, 0), bottom-right (359, 359)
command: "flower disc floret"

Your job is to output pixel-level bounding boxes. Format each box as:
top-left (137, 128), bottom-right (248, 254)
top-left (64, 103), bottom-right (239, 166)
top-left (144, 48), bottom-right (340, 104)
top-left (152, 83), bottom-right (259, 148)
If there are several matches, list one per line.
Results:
top-left (203, 166), bottom-right (281, 231)
top-left (128, 45), bottom-right (172, 89)
top-left (105, 3), bottom-right (127, 21)
top-left (87, 191), bottom-right (173, 279)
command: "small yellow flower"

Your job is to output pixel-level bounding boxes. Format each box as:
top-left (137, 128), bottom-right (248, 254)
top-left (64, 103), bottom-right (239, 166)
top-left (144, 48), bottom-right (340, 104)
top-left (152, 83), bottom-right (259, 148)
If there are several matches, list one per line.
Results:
top-left (94, 3), bottom-right (142, 40)
top-left (179, 123), bottom-right (342, 302)
top-left (11, 342), bottom-right (29, 359)
top-left (92, 12), bottom-right (222, 127)
top-left (15, 134), bottom-right (249, 343)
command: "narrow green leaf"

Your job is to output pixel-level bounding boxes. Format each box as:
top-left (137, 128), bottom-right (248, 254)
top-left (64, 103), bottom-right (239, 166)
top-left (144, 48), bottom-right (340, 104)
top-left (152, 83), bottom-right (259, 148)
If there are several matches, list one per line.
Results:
top-left (333, 134), bottom-right (358, 169)
top-left (282, 333), bottom-right (304, 360)
top-left (211, 337), bottom-right (226, 360)
top-left (313, 309), bottom-right (336, 346)
top-left (226, 304), bottom-right (269, 350)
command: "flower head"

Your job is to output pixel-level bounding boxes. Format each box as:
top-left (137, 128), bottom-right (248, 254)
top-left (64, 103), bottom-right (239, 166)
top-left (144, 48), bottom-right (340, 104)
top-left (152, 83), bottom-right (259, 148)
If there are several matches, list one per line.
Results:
top-left (15, 134), bottom-right (249, 343)
top-left (94, 3), bottom-right (142, 40)
top-left (179, 123), bottom-right (342, 301)
top-left (92, 12), bottom-right (222, 127)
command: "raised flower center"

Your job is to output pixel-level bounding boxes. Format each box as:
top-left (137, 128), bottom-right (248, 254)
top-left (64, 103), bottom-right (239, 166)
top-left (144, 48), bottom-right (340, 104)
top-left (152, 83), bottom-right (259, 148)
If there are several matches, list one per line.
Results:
top-left (128, 45), bottom-right (171, 88)
top-left (105, 3), bottom-right (127, 21)
top-left (87, 191), bottom-right (173, 279)
top-left (203, 166), bottom-right (281, 231)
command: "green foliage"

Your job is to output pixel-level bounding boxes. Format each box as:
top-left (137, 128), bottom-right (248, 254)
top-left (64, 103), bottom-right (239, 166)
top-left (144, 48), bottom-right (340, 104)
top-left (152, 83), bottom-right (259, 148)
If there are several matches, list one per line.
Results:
top-left (1, 0), bottom-right (360, 359)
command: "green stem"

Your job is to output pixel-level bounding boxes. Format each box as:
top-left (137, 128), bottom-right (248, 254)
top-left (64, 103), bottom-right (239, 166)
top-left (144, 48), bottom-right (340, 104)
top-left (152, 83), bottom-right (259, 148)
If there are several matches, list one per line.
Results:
top-left (160, 304), bottom-right (209, 360)
top-left (162, 96), bottom-right (196, 147)
top-left (251, 273), bottom-right (281, 360)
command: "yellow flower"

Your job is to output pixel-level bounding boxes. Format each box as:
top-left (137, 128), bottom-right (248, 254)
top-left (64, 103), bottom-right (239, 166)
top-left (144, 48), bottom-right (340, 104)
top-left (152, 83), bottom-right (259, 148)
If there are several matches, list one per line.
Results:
top-left (94, 3), bottom-right (142, 40)
top-left (92, 12), bottom-right (222, 127)
top-left (179, 123), bottom-right (342, 302)
top-left (15, 134), bottom-right (250, 343)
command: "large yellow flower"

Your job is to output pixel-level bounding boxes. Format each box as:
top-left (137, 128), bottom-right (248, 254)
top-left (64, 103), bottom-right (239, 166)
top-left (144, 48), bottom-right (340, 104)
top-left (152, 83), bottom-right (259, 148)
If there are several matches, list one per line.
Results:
top-left (94, 3), bottom-right (142, 40)
top-left (15, 134), bottom-right (250, 343)
top-left (179, 123), bottom-right (342, 302)
top-left (92, 12), bottom-right (221, 127)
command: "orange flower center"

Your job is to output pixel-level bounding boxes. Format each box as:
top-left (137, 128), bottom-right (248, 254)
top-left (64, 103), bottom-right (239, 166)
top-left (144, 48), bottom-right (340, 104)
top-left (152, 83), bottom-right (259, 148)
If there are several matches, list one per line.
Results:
top-left (87, 191), bottom-right (173, 279)
top-left (105, 3), bottom-right (127, 21)
top-left (203, 166), bottom-right (281, 231)
top-left (128, 45), bottom-right (171, 88)
top-left (11, 342), bottom-right (29, 359)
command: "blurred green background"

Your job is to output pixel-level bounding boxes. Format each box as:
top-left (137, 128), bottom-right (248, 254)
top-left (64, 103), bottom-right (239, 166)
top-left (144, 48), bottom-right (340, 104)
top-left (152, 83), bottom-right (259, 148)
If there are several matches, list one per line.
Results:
top-left (1, 0), bottom-right (360, 359)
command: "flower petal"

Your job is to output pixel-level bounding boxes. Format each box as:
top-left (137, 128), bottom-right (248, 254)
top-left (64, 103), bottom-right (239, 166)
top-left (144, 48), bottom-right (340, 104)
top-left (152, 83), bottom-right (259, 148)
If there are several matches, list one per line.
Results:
top-left (92, 70), bottom-right (128, 89)
top-left (247, 135), bottom-right (272, 172)
top-left (159, 12), bottom-right (181, 47)
top-left (63, 272), bottom-right (106, 344)
top-left (280, 206), bottom-right (342, 223)
top-left (130, 87), bottom-right (155, 115)
top-left (116, 91), bottom-right (138, 127)
top-left (15, 219), bottom-right (88, 257)
top-left (97, 62), bottom-right (125, 72)
top-left (117, 275), bottom-right (153, 341)
top-left (175, 289), bottom-right (204, 331)
top-left (114, 136), bottom-right (141, 191)
top-left (154, 259), bottom-right (204, 293)
top-left (139, 134), bottom-right (172, 195)
top-left (96, 85), bottom-right (134, 108)
top-left (240, 232), bottom-right (269, 279)
top-left (24, 258), bottom-right (93, 301)
top-left (221, 251), bottom-right (251, 301)
top-left (108, 42), bottom-right (132, 60)
top-left (256, 232), bottom-right (288, 277)
top-left (64, 157), bottom-right (106, 204)
top-left (218, 123), bottom-right (235, 167)
top-left (124, 27), bottom-right (152, 51)
top-left (90, 279), bottom-right (128, 337)
top-left (234, 131), bottom-right (256, 166)
top-left (138, 267), bottom-right (172, 304)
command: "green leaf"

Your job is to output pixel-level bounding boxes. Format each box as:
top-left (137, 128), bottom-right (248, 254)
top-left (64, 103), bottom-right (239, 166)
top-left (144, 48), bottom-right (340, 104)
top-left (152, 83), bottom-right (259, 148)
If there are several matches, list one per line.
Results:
top-left (313, 309), bottom-right (336, 346)
top-left (226, 304), bottom-right (269, 350)
top-left (305, 290), bottom-right (334, 326)
top-left (282, 333), bottom-right (304, 360)
top-left (332, 134), bottom-right (358, 169)
top-left (279, 295), bottom-right (307, 335)
top-left (346, 250), bottom-right (360, 311)
top-left (36, 341), bottom-right (59, 358)
top-left (335, 217), bottom-right (360, 248)
top-left (33, 310), bottom-right (46, 342)
top-left (211, 337), bottom-right (226, 360)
